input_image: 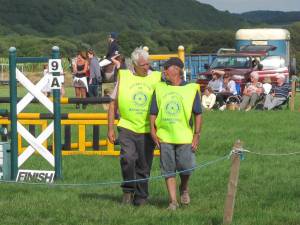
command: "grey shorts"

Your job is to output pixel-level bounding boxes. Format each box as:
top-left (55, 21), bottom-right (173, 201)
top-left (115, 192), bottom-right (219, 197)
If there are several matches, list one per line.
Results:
top-left (160, 143), bottom-right (196, 178)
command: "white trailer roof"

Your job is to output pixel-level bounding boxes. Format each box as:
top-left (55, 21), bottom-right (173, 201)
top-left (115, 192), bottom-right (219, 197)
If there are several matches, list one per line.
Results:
top-left (236, 28), bottom-right (290, 40)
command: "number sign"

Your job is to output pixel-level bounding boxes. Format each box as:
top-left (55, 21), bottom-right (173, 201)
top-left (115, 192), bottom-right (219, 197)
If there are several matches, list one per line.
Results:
top-left (48, 59), bottom-right (62, 73)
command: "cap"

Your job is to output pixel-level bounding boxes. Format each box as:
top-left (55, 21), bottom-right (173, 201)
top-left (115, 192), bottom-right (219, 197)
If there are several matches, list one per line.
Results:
top-left (164, 57), bottom-right (184, 69)
top-left (109, 32), bottom-right (118, 39)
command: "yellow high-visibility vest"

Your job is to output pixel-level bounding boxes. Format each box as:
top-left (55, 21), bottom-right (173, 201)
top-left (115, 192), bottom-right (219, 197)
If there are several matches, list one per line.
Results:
top-left (155, 82), bottom-right (199, 143)
top-left (118, 69), bottom-right (161, 133)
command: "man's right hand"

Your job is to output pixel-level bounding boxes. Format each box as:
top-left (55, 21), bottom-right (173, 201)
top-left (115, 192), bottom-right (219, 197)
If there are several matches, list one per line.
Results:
top-left (150, 129), bottom-right (160, 148)
top-left (107, 128), bottom-right (116, 144)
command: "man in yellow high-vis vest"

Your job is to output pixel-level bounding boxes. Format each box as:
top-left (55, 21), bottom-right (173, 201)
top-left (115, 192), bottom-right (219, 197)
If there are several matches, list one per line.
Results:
top-left (150, 57), bottom-right (202, 210)
top-left (107, 47), bottom-right (161, 206)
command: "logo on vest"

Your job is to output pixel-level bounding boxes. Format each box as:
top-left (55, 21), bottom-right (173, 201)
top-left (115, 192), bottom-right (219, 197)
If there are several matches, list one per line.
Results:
top-left (132, 92), bottom-right (148, 107)
top-left (165, 101), bottom-right (180, 115)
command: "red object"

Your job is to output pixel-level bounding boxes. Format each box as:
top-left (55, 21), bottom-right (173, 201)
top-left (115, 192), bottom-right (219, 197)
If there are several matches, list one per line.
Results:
top-left (86, 69), bottom-right (90, 77)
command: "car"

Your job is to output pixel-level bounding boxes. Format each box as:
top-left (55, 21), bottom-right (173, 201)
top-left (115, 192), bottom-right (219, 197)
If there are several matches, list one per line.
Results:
top-left (197, 45), bottom-right (290, 93)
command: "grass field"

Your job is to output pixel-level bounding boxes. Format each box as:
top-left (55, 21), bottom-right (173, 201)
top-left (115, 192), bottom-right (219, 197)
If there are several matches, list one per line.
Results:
top-left (0, 85), bottom-right (300, 225)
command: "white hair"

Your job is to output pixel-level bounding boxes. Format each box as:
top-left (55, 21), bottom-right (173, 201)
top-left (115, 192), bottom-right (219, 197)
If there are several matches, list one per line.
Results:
top-left (276, 73), bottom-right (285, 80)
top-left (131, 47), bottom-right (149, 65)
top-left (250, 71), bottom-right (259, 80)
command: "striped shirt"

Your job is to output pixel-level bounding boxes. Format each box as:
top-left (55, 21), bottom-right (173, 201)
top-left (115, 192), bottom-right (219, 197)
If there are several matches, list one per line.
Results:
top-left (272, 83), bottom-right (291, 98)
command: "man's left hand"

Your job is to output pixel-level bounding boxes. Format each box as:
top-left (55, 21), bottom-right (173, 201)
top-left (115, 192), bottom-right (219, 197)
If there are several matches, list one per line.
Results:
top-left (192, 134), bottom-right (200, 152)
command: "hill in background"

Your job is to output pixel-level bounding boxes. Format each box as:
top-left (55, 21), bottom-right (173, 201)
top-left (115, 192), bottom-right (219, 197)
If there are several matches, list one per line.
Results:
top-left (0, 0), bottom-right (246, 36)
top-left (240, 10), bottom-right (300, 25)
top-left (0, 0), bottom-right (299, 73)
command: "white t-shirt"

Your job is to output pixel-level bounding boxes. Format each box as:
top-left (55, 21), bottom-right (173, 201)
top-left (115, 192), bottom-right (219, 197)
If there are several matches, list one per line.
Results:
top-left (202, 93), bottom-right (216, 109)
top-left (219, 80), bottom-right (237, 95)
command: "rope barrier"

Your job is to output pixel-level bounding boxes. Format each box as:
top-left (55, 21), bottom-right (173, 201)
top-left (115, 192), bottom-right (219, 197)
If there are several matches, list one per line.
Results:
top-left (243, 149), bottom-right (300, 156)
top-left (230, 146), bottom-right (300, 156)
top-left (0, 154), bottom-right (230, 187)
top-left (1, 146), bottom-right (299, 187)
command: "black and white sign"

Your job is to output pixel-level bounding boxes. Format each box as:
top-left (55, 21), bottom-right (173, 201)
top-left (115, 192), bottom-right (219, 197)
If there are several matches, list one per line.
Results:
top-left (50, 75), bottom-right (64, 90)
top-left (16, 169), bottom-right (55, 183)
top-left (48, 59), bottom-right (62, 73)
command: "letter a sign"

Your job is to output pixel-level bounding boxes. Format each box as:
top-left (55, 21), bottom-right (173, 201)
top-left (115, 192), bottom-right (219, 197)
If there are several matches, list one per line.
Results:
top-left (50, 77), bottom-right (61, 89)
top-left (48, 59), bottom-right (63, 90)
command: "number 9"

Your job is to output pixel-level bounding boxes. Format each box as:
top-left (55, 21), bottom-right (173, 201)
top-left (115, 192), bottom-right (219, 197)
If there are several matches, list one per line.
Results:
top-left (51, 61), bottom-right (58, 71)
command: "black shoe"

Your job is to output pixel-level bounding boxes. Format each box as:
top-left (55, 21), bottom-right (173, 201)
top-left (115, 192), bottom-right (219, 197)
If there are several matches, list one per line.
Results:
top-left (133, 197), bottom-right (148, 206)
top-left (75, 104), bottom-right (80, 109)
top-left (114, 138), bottom-right (120, 145)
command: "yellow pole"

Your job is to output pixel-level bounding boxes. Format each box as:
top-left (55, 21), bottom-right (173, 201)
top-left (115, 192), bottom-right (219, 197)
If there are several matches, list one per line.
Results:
top-left (41, 120), bottom-right (48, 149)
top-left (143, 46), bottom-right (149, 52)
top-left (178, 45), bottom-right (185, 64)
top-left (18, 134), bottom-right (22, 154)
top-left (78, 125), bottom-right (86, 152)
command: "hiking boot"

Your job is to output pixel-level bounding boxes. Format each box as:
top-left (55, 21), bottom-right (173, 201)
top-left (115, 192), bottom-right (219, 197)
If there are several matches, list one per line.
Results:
top-left (167, 201), bottom-right (179, 211)
top-left (122, 192), bottom-right (134, 205)
top-left (179, 187), bottom-right (190, 205)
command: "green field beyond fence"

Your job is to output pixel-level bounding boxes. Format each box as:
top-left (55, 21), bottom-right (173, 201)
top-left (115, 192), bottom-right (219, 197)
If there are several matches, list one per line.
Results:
top-left (0, 87), bottom-right (300, 225)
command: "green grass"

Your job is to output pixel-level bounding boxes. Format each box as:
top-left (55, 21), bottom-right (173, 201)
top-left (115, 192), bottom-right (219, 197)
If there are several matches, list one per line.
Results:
top-left (0, 86), bottom-right (300, 225)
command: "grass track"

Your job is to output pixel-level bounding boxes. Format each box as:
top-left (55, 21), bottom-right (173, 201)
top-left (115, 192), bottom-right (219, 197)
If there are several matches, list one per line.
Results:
top-left (0, 86), bottom-right (300, 225)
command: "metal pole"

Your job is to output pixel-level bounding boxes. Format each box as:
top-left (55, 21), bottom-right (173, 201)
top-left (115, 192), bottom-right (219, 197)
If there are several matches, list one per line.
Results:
top-left (9, 47), bottom-right (18, 180)
top-left (52, 46), bottom-right (62, 179)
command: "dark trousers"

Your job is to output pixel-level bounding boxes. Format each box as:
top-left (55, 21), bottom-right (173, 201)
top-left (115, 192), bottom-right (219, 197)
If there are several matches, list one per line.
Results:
top-left (88, 79), bottom-right (99, 97)
top-left (98, 83), bottom-right (102, 97)
top-left (216, 92), bottom-right (232, 106)
top-left (118, 127), bottom-right (155, 200)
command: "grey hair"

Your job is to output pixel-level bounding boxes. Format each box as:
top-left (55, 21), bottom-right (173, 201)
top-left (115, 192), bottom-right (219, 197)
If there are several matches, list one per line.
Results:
top-left (250, 71), bottom-right (259, 80)
top-left (276, 73), bottom-right (285, 80)
top-left (131, 47), bottom-right (149, 65)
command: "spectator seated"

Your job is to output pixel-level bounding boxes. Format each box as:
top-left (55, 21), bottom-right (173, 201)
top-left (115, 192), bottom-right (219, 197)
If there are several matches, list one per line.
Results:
top-left (263, 74), bottom-right (291, 110)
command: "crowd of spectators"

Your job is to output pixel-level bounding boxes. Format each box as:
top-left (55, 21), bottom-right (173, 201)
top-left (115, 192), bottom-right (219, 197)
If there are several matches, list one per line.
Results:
top-left (205, 70), bottom-right (291, 111)
top-left (41, 31), bottom-right (291, 113)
